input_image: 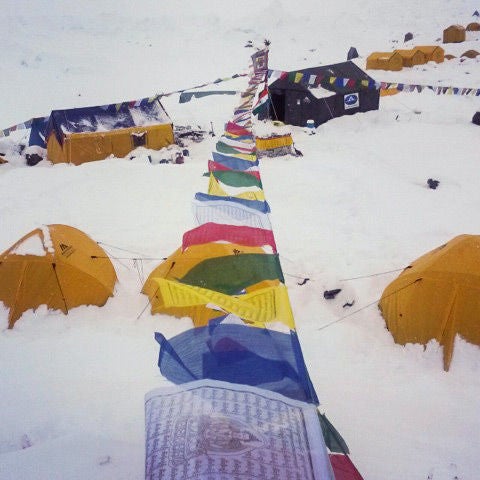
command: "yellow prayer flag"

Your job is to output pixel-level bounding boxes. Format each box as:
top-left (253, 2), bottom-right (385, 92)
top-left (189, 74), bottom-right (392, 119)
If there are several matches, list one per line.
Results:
top-left (236, 190), bottom-right (266, 201)
top-left (153, 278), bottom-right (295, 329)
top-left (208, 174), bottom-right (227, 196)
top-left (208, 174), bottom-right (265, 201)
top-left (294, 72), bottom-right (304, 83)
top-left (227, 152), bottom-right (257, 162)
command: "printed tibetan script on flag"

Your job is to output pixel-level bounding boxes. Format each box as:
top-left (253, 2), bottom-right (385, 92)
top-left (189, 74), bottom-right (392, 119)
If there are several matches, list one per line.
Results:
top-left (145, 380), bottom-right (334, 480)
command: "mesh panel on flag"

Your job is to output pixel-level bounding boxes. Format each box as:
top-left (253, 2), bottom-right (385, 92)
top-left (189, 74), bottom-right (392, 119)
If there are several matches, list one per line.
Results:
top-left (192, 199), bottom-right (272, 229)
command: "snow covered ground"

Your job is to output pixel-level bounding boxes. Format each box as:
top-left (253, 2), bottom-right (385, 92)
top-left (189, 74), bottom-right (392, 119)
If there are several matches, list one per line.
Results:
top-left (1, 1), bottom-right (479, 479)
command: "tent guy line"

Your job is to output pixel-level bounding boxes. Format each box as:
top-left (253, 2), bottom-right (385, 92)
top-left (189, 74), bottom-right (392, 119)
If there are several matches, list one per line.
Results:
top-left (339, 267), bottom-right (406, 281)
top-left (0, 72), bottom-right (248, 138)
top-left (266, 68), bottom-right (480, 95)
top-left (283, 266), bottom-right (407, 284)
top-left (316, 278), bottom-right (422, 332)
top-left (2, 71), bottom-right (478, 138)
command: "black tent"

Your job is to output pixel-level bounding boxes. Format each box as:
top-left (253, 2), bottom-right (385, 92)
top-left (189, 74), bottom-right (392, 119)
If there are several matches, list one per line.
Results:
top-left (473, 112), bottom-right (480, 126)
top-left (262, 61), bottom-right (379, 127)
top-left (347, 47), bottom-right (359, 60)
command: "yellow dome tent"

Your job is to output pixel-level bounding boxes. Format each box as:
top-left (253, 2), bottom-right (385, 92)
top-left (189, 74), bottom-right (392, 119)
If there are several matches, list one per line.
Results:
top-left (379, 235), bottom-right (480, 370)
top-left (141, 242), bottom-right (282, 326)
top-left (0, 224), bottom-right (117, 328)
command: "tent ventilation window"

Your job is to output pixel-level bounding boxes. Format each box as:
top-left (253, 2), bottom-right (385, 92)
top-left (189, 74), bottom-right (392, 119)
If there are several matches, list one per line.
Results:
top-left (132, 131), bottom-right (147, 147)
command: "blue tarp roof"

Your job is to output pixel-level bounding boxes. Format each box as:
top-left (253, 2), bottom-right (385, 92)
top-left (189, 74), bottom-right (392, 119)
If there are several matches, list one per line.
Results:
top-left (45, 98), bottom-right (171, 145)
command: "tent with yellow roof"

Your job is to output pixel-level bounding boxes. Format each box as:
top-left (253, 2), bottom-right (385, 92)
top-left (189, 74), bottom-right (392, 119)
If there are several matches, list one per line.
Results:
top-left (394, 49), bottom-right (426, 67)
top-left (0, 224), bottom-right (116, 327)
top-left (379, 235), bottom-right (480, 371)
top-left (45, 99), bottom-right (173, 165)
top-left (366, 51), bottom-right (403, 71)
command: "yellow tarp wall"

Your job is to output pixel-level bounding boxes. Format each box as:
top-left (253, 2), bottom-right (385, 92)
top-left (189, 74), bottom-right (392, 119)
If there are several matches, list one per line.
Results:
top-left (47, 123), bottom-right (173, 165)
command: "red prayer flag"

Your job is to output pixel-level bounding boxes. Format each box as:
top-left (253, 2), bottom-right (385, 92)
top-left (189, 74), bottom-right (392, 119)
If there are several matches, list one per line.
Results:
top-left (225, 121), bottom-right (252, 136)
top-left (182, 222), bottom-right (277, 252)
top-left (328, 454), bottom-right (364, 480)
top-left (208, 161), bottom-right (261, 180)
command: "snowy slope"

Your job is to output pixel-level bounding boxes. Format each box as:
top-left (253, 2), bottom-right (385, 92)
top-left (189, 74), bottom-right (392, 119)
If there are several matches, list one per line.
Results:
top-left (1, 1), bottom-right (480, 479)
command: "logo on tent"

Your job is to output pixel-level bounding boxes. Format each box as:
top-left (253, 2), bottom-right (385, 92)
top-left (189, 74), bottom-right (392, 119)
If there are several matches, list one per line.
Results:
top-left (59, 243), bottom-right (74, 257)
top-left (344, 93), bottom-right (359, 110)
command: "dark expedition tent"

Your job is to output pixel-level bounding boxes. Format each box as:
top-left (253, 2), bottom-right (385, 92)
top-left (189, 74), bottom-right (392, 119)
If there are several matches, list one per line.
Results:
top-left (262, 61), bottom-right (379, 127)
top-left (347, 47), bottom-right (359, 60)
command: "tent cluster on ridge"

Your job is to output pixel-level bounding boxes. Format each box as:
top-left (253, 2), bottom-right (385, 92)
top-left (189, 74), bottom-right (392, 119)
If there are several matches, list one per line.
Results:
top-left (367, 46), bottom-right (444, 71)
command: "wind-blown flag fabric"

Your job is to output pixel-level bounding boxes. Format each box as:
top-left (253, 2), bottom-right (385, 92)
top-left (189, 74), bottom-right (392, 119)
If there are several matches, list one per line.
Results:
top-left (144, 47), bottom-right (363, 480)
top-left (154, 322), bottom-right (319, 404)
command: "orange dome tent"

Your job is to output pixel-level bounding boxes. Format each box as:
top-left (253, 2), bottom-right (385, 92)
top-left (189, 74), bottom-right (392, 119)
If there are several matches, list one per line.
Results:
top-left (379, 235), bottom-right (480, 371)
top-left (0, 224), bottom-right (117, 328)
